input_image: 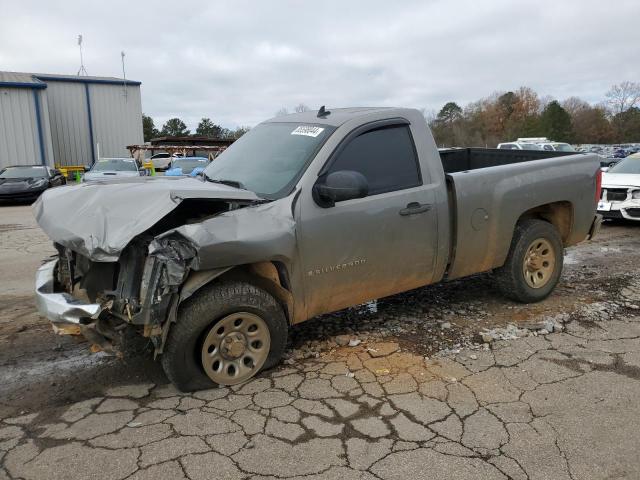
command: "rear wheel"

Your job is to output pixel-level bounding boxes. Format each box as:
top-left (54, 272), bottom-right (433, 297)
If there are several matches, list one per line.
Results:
top-left (161, 281), bottom-right (288, 391)
top-left (495, 219), bottom-right (563, 303)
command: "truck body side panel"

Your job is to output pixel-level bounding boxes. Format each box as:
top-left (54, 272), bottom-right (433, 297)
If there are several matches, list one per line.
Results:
top-left (444, 153), bottom-right (599, 280)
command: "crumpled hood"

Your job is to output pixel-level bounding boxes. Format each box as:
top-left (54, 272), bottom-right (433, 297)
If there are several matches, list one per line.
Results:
top-left (33, 176), bottom-right (261, 261)
top-left (602, 172), bottom-right (640, 188)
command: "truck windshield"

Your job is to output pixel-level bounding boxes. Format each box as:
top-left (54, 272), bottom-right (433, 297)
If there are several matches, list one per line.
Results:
top-left (203, 122), bottom-right (335, 199)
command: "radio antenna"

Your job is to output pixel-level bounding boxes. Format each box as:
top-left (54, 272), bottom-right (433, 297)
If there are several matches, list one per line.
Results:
top-left (77, 35), bottom-right (88, 76)
top-left (121, 51), bottom-right (128, 100)
top-left (317, 105), bottom-right (331, 118)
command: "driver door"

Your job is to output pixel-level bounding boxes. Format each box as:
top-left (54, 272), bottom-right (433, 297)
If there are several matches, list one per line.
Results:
top-left (296, 122), bottom-right (439, 319)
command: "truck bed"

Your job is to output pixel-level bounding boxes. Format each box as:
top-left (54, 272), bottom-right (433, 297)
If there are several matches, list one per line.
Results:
top-left (439, 149), bottom-right (599, 281)
top-left (439, 148), bottom-right (574, 174)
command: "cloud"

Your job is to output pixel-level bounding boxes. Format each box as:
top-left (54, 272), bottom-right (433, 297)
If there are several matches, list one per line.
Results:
top-left (1, 0), bottom-right (638, 129)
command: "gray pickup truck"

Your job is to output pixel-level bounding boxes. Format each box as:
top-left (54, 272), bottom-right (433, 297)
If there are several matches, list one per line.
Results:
top-left (34, 107), bottom-right (602, 390)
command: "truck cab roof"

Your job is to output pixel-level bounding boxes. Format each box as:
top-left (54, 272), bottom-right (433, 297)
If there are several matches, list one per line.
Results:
top-left (265, 107), bottom-right (400, 127)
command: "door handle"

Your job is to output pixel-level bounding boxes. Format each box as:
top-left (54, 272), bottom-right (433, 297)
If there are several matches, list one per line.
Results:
top-left (399, 202), bottom-right (432, 216)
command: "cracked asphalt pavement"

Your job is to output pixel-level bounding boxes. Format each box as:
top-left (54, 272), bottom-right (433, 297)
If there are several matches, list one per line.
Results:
top-left (1, 205), bottom-right (640, 480)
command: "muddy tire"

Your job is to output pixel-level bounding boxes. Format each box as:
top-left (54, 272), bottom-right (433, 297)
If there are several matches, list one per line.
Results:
top-left (161, 281), bottom-right (288, 392)
top-left (495, 219), bottom-right (563, 303)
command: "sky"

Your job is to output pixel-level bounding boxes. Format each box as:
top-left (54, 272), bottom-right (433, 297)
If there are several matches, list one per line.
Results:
top-left (1, 0), bottom-right (639, 130)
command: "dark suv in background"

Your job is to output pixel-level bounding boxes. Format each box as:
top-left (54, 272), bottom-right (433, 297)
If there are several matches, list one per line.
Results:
top-left (0, 165), bottom-right (66, 202)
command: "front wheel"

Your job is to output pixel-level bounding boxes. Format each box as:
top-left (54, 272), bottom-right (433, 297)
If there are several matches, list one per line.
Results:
top-left (495, 219), bottom-right (563, 303)
top-left (161, 281), bottom-right (288, 391)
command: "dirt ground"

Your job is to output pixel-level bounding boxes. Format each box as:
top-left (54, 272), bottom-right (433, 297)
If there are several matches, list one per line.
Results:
top-left (1, 204), bottom-right (640, 480)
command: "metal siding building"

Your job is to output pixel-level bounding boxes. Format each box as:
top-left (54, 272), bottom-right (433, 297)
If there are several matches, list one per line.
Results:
top-left (0, 73), bottom-right (53, 166)
top-left (89, 83), bottom-right (144, 160)
top-left (42, 79), bottom-right (94, 166)
top-left (0, 71), bottom-right (143, 169)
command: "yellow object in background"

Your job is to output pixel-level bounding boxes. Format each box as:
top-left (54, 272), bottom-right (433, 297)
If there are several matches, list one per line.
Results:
top-left (142, 161), bottom-right (156, 176)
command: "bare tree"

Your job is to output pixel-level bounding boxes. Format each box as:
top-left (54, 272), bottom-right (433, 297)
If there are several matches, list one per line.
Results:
top-left (562, 96), bottom-right (590, 116)
top-left (294, 103), bottom-right (311, 113)
top-left (538, 95), bottom-right (555, 112)
top-left (275, 107), bottom-right (289, 117)
top-left (606, 81), bottom-right (640, 114)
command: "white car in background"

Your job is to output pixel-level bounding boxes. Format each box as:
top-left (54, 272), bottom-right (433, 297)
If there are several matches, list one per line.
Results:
top-left (536, 142), bottom-right (575, 152)
top-left (597, 153), bottom-right (640, 221)
top-left (496, 141), bottom-right (542, 150)
top-left (150, 153), bottom-right (174, 171)
top-left (83, 158), bottom-right (143, 182)
top-left (498, 137), bottom-right (575, 152)
top-left (149, 152), bottom-right (186, 171)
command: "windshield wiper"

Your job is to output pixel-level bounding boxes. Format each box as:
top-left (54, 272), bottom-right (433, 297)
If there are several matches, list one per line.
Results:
top-left (201, 173), bottom-right (272, 202)
top-left (202, 173), bottom-right (246, 190)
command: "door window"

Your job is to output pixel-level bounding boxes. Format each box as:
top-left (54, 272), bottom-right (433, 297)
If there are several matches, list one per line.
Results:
top-left (328, 125), bottom-right (421, 196)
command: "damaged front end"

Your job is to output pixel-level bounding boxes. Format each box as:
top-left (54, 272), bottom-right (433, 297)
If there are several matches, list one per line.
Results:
top-left (33, 176), bottom-right (297, 356)
top-left (35, 235), bottom-right (196, 355)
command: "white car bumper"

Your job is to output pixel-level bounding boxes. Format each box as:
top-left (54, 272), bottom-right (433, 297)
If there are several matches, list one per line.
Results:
top-left (597, 198), bottom-right (640, 220)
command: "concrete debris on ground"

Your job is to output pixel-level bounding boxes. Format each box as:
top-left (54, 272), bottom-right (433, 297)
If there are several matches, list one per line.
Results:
top-left (479, 317), bottom-right (564, 343)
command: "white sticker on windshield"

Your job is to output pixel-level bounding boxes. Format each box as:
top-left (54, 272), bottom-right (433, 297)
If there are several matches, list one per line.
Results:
top-left (291, 126), bottom-right (325, 138)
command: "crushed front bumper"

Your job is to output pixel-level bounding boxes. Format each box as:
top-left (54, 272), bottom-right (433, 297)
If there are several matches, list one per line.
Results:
top-left (35, 259), bottom-right (104, 333)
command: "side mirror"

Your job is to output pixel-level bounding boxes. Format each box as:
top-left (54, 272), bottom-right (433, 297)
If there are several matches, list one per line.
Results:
top-left (313, 170), bottom-right (368, 208)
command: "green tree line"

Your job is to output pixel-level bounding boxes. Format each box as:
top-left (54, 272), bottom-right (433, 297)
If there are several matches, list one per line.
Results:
top-left (142, 115), bottom-right (250, 142)
top-left (427, 82), bottom-right (640, 147)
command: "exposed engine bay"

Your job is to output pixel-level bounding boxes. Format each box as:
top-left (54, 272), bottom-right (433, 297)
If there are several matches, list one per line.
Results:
top-left (48, 196), bottom-right (265, 355)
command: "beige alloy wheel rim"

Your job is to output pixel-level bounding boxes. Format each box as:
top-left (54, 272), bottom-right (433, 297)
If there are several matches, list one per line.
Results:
top-left (201, 312), bottom-right (271, 385)
top-left (522, 237), bottom-right (556, 289)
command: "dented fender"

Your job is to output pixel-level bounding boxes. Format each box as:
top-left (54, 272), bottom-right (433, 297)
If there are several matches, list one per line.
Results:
top-left (151, 195), bottom-right (297, 271)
